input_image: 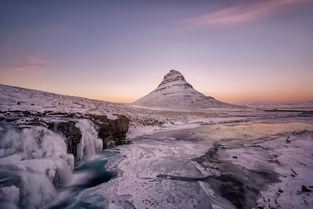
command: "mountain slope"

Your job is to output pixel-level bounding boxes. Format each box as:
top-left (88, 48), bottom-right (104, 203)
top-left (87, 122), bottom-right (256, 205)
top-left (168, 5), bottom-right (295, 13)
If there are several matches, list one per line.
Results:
top-left (133, 70), bottom-right (234, 109)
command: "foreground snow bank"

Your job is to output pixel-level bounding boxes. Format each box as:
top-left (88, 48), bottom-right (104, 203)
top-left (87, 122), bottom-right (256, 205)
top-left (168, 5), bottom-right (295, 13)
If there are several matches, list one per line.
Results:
top-left (212, 129), bottom-right (313, 209)
top-left (256, 131), bottom-right (313, 208)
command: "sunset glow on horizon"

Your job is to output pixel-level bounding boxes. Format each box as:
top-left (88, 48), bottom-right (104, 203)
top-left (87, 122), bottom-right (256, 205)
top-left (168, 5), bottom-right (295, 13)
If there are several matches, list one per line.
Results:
top-left (1, 0), bottom-right (313, 104)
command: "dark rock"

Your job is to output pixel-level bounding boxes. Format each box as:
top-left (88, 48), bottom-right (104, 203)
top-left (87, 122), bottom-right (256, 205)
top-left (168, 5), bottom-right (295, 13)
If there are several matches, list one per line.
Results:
top-left (95, 115), bottom-right (129, 148)
top-left (302, 185), bottom-right (311, 192)
top-left (89, 115), bottom-right (108, 125)
top-left (27, 117), bottom-right (44, 126)
top-left (22, 111), bottom-right (31, 116)
top-left (139, 118), bottom-right (163, 126)
top-left (48, 121), bottom-right (82, 157)
top-left (291, 169), bottom-right (298, 177)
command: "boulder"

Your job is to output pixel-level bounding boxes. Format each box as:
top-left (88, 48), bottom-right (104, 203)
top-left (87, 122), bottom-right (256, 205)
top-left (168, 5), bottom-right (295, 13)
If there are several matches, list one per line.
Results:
top-left (92, 115), bottom-right (129, 148)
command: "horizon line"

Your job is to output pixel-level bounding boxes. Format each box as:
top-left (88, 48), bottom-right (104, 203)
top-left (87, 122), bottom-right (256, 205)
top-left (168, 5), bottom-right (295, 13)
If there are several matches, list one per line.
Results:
top-left (1, 82), bottom-right (311, 105)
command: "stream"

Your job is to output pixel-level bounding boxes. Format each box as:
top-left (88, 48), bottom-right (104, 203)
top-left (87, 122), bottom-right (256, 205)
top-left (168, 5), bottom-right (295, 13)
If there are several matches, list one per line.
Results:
top-left (48, 120), bottom-right (313, 209)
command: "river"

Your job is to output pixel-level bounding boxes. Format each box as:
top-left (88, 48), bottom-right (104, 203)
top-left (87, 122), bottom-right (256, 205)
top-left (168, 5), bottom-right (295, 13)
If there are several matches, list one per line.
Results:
top-left (48, 119), bottom-right (313, 209)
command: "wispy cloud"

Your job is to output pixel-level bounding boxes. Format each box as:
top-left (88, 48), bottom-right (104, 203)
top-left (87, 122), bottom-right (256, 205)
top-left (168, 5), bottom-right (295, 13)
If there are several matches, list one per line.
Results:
top-left (10, 56), bottom-right (51, 71)
top-left (185, 0), bottom-right (308, 27)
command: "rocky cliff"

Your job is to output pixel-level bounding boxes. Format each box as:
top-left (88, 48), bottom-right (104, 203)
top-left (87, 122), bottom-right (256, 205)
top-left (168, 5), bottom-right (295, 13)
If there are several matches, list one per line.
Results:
top-left (1, 110), bottom-right (129, 160)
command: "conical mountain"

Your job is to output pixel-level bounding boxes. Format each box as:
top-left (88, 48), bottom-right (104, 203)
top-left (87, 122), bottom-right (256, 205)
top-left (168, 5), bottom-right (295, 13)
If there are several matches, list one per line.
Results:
top-left (133, 70), bottom-right (234, 109)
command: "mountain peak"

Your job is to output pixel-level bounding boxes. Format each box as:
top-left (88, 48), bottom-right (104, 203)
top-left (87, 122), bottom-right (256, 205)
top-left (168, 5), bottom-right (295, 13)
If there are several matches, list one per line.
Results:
top-left (165, 69), bottom-right (184, 79)
top-left (157, 70), bottom-right (192, 90)
top-left (169, 69), bottom-right (183, 75)
top-left (134, 69), bottom-right (234, 109)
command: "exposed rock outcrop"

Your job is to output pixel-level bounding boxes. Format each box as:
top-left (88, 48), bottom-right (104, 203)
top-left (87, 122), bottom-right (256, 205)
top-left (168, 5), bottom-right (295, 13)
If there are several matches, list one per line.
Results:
top-left (91, 115), bottom-right (129, 148)
top-left (1, 110), bottom-right (130, 159)
top-left (47, 114), bottom-right (129, 155)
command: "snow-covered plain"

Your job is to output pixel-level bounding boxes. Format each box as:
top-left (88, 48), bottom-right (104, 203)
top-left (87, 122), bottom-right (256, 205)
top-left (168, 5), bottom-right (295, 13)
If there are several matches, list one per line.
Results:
top-left (1, 83), bottom-right (313, 209)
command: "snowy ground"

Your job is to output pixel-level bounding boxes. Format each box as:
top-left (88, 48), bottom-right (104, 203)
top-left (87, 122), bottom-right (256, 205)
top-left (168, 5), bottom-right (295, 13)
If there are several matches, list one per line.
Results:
top-left (0, 84), bottom-right (258, 130)
top-left (1, 84), bottom-right (313, 209)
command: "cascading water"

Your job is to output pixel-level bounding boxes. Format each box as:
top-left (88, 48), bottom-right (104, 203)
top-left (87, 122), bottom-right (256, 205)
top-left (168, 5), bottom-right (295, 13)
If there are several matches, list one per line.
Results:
top-left (0, 119), bottom-right (108, 209)
top-left (75, 119), bottom-right (103, 161)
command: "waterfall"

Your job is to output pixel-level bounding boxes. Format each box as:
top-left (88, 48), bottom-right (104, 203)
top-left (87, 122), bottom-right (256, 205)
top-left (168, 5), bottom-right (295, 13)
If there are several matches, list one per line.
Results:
top-left (75, 119), bottom-right (103, 161)
top-left (0, 119), bottom-right (103, 209)
top-left (0, 124), bottom-right (74, 209)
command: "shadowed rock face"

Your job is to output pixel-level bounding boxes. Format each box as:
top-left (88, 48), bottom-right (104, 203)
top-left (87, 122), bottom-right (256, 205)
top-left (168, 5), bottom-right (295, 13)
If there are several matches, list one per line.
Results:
top-left (134, 69), bottom-right (235, 109)
top-left (48, 121), bottom-right (82, 157)
top-left (91, 115), bottom-right (129, 148)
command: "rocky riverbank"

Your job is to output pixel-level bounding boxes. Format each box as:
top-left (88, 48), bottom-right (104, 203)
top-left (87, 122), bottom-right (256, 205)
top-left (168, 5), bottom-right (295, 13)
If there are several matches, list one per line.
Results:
top-left (0, 110), bottom-right (130, 159)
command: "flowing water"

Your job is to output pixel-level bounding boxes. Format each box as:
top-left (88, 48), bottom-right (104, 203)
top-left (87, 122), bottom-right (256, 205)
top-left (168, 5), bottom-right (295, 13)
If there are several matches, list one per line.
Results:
top-left (47, 120), bottom-right (313, 209)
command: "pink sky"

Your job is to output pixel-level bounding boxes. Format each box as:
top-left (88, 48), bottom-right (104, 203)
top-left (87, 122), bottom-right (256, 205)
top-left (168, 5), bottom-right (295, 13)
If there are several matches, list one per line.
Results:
top-left (1, 0), bottom-right (312, 104)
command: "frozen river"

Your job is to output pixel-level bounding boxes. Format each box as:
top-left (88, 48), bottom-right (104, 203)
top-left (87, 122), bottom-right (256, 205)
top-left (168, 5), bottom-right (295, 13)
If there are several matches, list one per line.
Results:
top-left (49, 119), bottom-right (313, 209)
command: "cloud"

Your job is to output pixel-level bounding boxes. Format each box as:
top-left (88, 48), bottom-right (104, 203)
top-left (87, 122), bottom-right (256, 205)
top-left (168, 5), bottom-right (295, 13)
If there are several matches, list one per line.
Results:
top-left (13, 65), bottom-right (44, 71)
top-left (185, 0), bottom-right (308, 27)
top-left (10, 56), bottom-right (51, 71)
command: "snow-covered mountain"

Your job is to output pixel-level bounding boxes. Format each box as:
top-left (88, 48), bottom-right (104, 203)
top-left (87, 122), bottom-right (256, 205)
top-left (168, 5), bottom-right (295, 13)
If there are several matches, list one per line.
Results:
top-left (134, 70), bottom-right (234, 109)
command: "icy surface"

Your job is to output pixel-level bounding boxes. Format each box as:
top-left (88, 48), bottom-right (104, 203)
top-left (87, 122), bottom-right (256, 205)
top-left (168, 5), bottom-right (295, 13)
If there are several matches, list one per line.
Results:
top-left (0, 125), bottom-right (74, 209)
top-left (58, 120), bottom-right (313, 209)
